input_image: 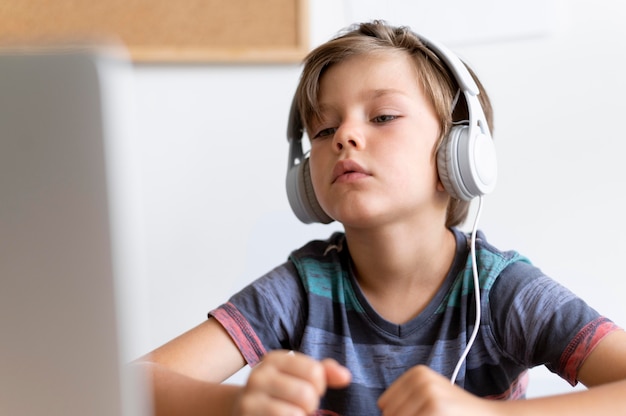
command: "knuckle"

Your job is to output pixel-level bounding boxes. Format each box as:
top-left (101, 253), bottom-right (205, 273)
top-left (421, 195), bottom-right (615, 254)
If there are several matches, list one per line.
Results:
top-left (294, 383), bottom-right (320, 410)
top-left (280, 379), bottom-right (316, 410)
top-left (245, 370), bottom-right (266, 390)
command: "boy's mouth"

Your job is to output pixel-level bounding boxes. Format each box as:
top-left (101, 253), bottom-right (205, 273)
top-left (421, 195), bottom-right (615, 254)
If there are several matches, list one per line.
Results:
top-left (332, 159), bottom-right (370, 183)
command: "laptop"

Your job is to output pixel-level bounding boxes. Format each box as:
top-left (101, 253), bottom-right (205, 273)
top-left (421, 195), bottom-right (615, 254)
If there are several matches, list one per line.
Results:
top-left (0, 44), bottom-right (151, 415)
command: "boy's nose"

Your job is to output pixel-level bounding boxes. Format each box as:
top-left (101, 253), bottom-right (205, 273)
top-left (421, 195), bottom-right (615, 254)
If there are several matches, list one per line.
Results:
top-left (333, 122), bottom-right (364, 151)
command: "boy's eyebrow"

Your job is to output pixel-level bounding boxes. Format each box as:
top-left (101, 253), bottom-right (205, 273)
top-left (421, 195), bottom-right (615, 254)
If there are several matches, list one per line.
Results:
top-left (366, 88), bottom-right (409, 99)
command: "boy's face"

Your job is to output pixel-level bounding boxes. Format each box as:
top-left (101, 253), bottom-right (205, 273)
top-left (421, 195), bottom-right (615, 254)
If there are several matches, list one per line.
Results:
top-left (308, 51), bottom-right (448, 229)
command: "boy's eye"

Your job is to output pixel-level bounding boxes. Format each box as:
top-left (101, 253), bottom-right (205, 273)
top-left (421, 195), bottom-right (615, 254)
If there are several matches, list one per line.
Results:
top-left (372, 114), bottom-right (398, 123)
top-left (313, 127), bottom-right (337, 139)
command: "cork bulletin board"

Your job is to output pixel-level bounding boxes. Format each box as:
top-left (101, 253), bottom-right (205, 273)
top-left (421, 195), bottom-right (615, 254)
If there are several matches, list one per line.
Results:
top-left (0, 0), bottom-right (309, 63)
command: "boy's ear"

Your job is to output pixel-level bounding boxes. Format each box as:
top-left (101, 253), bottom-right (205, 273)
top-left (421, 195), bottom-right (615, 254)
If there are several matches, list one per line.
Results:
top-left (436, 179), bottom-right (447, 193)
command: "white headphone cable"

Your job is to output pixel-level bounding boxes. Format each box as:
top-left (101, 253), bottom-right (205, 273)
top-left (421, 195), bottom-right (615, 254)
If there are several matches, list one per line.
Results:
top-left (450, 195), bottom-right (484, 384)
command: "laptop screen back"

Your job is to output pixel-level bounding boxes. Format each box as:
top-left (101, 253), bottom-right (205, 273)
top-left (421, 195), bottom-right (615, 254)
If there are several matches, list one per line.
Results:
top-left (0, 46), bottom-right (150, 416)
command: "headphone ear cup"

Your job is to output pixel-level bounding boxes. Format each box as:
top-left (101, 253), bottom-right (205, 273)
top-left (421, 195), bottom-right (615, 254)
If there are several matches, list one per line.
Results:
top-left (438, 126), bottom-right (470, 201)
top-left (286, 157), bottom-right (333, 224)
top-left (437, 125), bottom-right (498, 201)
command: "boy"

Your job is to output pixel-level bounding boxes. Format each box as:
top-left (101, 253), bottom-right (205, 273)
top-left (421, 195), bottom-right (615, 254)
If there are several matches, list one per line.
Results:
top-left (137, 21), bottom-right (626, 415)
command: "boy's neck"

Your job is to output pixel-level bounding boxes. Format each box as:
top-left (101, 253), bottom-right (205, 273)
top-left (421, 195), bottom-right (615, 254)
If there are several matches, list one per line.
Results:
top-left (343, 221), bottom-right (456, 325)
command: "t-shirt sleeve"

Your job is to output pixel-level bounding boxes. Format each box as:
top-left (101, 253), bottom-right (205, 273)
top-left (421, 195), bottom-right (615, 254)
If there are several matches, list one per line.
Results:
top-left (208, 261), bottom-right (306, 367)
top-left (489, 260), bottom-right (620, 385)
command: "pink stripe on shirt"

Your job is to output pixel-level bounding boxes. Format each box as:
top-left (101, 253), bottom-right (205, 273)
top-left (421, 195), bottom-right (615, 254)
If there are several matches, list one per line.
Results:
top-left (559, 317), bottom-right (620, 385)
top-left (210, 302), bottom-right (267, 367)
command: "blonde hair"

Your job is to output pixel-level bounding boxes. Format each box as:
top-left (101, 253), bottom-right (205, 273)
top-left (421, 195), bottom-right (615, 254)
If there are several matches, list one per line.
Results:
top-left (294, 21), bottom-right (494, 228)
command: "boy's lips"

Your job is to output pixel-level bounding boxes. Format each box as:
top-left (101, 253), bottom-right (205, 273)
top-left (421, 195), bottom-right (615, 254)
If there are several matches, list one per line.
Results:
top-left (331, 159), bottom-right (370, 183)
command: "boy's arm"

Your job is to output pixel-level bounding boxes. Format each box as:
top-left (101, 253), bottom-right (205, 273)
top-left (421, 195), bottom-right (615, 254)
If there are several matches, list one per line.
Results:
top-left (508, 328), bottom-right (626, 414)
top-left (379, 330), bottom-right (626, 416)
top-left (577, 327), bottom-right (626, 387)
top-left (135, 361), bottom-right (242, 415)
top-left (134, 318), bottom-right (351, 416)
top-left (134, 318), bottom-right (247, 415)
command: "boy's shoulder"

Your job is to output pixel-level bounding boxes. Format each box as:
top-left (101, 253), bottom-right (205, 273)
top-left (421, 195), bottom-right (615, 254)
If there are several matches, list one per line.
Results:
top-left (450, 228), bottom-right (534, 290)
top-left (289, 231), bottom-right (347, 260)
top-left (454, 228), bottom-right (531, 271)
top-left (467, 229), bottom-right (530, 264)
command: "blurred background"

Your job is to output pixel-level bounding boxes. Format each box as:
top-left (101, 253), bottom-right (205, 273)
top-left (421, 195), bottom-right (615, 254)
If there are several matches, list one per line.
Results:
top-left (5, 0), bottom-right (625, 398)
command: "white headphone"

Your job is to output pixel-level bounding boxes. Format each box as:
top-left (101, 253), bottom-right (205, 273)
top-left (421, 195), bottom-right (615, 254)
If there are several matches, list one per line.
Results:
top-left (286, 32), bottom-right (497, 224)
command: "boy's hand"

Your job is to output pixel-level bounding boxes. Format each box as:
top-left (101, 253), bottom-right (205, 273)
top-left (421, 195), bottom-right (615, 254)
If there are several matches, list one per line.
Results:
top-left (233, 350), bottom-right (351, 416)
top-left (378, 365), bottom-right (494, 416)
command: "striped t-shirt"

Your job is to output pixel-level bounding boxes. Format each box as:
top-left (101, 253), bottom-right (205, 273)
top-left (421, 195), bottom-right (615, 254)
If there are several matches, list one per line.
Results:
top-left (210, 229), bottom-right (618, 415)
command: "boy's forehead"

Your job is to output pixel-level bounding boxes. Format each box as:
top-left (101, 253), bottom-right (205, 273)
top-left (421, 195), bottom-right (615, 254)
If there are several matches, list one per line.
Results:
top-left (327, 49), bottom-right (413, 74)
top-left (317, 52), bottom-right (423, 100)
top-left (316, 88), bottom-right (413, 111)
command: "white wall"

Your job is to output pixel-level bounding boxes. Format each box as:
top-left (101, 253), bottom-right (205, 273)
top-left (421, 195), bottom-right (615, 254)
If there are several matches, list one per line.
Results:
top-left (129, 0), bottom-right (626, 397)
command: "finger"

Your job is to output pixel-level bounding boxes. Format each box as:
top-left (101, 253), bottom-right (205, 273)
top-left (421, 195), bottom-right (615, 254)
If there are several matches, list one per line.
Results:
top-left (269, 351), bottom-right (328, 395)
top-left (237, 389), bottom-right (310, 416)
top-left (378, 381), bottom-right (416, 416)
top-left (249, 351), bottom-right (326, 412)
top-left (321, 358), bottom-right (352, 388)
top-left (378, 366), bottom-right (430, 414)
top-left (269, 372), bottom-right (322, 413)
top-left (379, 389), bottom-right (423, 416)
top-left (247, 366), bottom-right (320, 414)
